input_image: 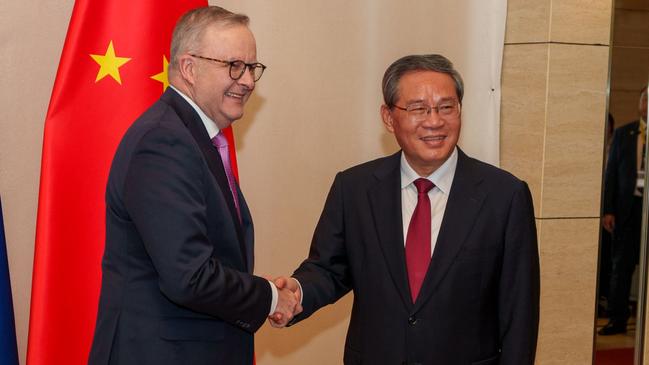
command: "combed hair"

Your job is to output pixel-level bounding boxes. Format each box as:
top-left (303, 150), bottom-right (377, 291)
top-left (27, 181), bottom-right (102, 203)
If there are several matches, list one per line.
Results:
top-left (170, 6), bottom-right (249, 70)
top-left (382, 54), bottom-right (464, 107)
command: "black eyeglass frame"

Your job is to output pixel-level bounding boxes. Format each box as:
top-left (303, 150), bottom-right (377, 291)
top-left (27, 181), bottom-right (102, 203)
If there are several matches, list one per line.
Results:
top-left (189, 54), bottom-right (267, 82)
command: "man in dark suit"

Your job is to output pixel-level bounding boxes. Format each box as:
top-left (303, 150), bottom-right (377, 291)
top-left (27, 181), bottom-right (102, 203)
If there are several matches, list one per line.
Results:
top-left (600, 88), bottom-right (648, 335)
top-left (270, 54), bottom-right (540, 364)
top-left (88, 6), bottom-right (299, 365)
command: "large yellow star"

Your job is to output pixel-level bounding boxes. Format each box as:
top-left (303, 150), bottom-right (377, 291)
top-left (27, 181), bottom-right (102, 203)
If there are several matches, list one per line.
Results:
top-left (90, 41), bottom-right (131, 84)
top-left (151, 55), bottom-right (170, 91)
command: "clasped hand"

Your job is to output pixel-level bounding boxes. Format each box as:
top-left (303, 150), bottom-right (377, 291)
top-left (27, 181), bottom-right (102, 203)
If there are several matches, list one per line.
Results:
top-left (268, 276), bottom-right (302, 328)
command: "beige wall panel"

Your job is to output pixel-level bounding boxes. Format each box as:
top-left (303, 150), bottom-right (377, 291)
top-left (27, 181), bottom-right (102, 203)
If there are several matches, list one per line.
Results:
top-left (226, 0), bottom-right (507, 167)
top-left (541, 44), bottom-right (608, 218)
top-left (550, 0), bottom-right (613, 46)
top-left (500, 44), bottom-right (549, 217)
top-left (255, 295), bottom-right (353, 363)
top-left (610, 47), bottom-right (649, 91)
top-left (612, 9), bottom-right (649, 47)
top-left (0, 1), bottom-right (74, 363)
top-left (504, 0), bottom-right (551, 43)
top-left (535, 218), bottom-right (599, 365)
top-left (616, 0), bottom-right (649, 10)
top-left (610, 89), bottom-right (645, 126)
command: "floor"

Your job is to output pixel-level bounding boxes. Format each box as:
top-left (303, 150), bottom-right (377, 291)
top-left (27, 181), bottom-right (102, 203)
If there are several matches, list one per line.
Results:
top-left (594, 317), bottom-right (636, 365)
top-left (595, 317), bottom-right (637, 350)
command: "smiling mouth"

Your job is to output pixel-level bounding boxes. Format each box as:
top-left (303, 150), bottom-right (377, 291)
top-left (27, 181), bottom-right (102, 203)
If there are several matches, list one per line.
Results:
top-left (225, 91), bottom-right (245, 100)
top-left (420, 135), bottom-right (446, 142)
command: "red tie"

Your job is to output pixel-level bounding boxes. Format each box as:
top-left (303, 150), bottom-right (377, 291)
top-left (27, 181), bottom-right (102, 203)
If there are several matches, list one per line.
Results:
top-left (406, 178), bottom-right (434, 302)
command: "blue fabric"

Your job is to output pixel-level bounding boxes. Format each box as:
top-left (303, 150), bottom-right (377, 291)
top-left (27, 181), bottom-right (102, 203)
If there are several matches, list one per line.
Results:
top-left (0, 197), bottom-right (19, 365)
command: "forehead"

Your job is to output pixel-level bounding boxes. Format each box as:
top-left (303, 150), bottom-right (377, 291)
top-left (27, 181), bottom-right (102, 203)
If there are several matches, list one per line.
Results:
top-left (200, 24), bottom-right (257, 59)
top-left (397, 70), bottom-right (457, 102)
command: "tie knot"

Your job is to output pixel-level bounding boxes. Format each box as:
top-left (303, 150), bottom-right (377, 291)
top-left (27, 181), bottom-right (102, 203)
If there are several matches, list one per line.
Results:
top-left (413, 178), bottom-right (434, 194)
top-left (211, 132), bottom-right (228, 149)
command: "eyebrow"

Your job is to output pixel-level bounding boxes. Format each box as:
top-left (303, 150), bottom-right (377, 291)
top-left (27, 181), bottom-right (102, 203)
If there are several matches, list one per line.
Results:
top-left (404, 96), bottom-right (457, 105)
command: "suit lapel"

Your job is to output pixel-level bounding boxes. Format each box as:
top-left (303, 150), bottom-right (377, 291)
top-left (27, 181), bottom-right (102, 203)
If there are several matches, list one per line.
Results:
top-left (368, 152), bottom-right (413, 310)
top-left (414, 149), bottom-right (486, 311)
top-left (161, 88), bottom-right (249, 271)
top-left (237, 185), bottom-right (255, 274)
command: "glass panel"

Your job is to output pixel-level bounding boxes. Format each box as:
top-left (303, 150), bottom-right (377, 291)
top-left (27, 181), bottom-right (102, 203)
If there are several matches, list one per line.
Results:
top-left (594, 1), bottom-right (649, 363)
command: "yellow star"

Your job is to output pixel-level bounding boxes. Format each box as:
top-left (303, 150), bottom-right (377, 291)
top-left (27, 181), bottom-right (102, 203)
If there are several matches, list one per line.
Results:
top-left (89, 41), bottom-right (131, 84)
top-left (151, 55), bottom-right (170, 91)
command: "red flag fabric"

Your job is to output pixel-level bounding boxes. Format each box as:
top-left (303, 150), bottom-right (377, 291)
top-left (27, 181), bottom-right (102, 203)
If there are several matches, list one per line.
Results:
top-left (22, 1), bottom-right (257, 364)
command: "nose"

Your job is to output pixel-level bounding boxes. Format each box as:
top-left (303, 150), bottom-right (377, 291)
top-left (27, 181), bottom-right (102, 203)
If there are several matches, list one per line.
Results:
top-left (419, 109), bottom-right (444, 128)
top-left (237, 66), bottom-right (256, 89)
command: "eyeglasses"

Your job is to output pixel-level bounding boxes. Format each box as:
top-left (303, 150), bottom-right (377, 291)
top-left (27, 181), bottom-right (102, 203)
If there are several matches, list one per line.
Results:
top-left (189, 54), bottom-right (267, 82)
top-left (392, 100), bottom-right (461, 121)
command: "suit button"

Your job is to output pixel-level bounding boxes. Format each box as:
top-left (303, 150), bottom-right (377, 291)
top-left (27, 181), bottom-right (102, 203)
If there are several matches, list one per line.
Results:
top-left (408, 316), bottom-right (417, 325)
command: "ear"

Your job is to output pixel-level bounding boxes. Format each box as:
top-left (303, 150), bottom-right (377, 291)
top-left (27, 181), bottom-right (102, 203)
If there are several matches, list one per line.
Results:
top-left (381, 104), bottom-right (395, 133)
top-left (177, 54), bottom-right (197, 86)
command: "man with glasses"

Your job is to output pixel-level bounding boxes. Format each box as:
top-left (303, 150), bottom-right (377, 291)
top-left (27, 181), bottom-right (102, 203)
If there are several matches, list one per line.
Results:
top-left (270, 54), bottom-right (540, 365)
top-left (89, 6), bottom-right (299, 365)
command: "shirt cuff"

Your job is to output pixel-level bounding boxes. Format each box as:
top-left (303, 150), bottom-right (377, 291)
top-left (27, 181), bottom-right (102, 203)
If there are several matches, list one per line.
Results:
top-left (268, 280), bottom-right (278, 315)
top-left (292, 277), bottom-right (303, 305)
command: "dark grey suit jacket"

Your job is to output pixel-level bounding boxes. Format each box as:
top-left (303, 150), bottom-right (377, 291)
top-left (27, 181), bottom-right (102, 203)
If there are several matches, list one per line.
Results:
top-left (604, 120), bottom-right (642, 227)
top-left (292, 149), bottom-right (539, 365)
top-left (88, 88), bottom-right (270, 365)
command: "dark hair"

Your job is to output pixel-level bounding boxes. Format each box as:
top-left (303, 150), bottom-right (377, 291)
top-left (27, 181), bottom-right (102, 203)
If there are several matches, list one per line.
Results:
top-left (382, 54), bottom-right (464, 107)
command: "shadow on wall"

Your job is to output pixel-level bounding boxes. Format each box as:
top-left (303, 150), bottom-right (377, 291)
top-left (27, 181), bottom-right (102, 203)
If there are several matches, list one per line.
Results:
top-left (255, 293), bottom-right (353, 359)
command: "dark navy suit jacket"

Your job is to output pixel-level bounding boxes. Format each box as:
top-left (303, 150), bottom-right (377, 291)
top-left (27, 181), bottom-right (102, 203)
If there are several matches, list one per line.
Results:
top-left (604, 120), bottom-right (642, 226)
top-left (88, 88), bottom-right (270, 365)
top-left (292, 150), bottom-right (540, 365)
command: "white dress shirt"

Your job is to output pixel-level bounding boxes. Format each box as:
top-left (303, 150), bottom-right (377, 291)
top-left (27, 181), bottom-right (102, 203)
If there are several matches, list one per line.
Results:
top-left (400, 147), bottom-right (458, 256)
top-left (169, 86), bottom-right (279, 315)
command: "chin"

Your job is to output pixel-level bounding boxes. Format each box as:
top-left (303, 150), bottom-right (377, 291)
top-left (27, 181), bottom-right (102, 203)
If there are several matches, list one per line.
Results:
top-left (228, 114), bottom-right (244, 124)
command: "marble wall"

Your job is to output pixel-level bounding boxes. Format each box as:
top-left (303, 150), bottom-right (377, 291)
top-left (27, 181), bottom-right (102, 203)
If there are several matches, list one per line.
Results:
top-left (501, 0), bottom-right (613, 363)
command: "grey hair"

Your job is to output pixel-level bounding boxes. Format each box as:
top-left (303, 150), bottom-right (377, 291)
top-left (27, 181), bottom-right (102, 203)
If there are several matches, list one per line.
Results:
top-left (169, 6), bottom-right (249, 70)
top-left (382, 54), bottom-right (464, 107)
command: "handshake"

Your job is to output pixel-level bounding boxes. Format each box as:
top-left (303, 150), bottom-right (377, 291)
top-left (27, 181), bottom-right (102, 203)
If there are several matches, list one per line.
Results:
top-left (268, 276), bottom-right (302, 328)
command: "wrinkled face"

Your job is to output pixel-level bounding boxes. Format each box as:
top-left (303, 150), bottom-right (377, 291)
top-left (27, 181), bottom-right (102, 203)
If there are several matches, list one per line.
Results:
top-left (381, 71), bottom-right (461, 176)
top-left (189, 24), bottom-right (257, 129)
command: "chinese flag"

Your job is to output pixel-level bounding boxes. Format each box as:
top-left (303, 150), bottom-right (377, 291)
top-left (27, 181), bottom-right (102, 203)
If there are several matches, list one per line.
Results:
top-left (24, 1), bottom-right (251, 364)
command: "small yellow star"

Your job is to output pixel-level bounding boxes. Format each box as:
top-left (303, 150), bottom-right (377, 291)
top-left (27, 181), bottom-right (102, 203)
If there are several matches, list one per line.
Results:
top-left (90, 41), bottom-right (131, 84)
top-left (151, 55), bottom-right (170, 91)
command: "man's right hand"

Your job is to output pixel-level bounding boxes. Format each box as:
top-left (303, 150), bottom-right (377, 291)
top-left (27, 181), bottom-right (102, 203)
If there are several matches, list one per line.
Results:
top-left (603, 214), bottom-right (615, 233)
top-left (268, 276), bottom-right (302, 328)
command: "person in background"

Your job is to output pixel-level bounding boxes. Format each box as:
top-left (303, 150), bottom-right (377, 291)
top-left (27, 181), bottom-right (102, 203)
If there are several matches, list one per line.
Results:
top-left (598, 113), bottom-right (616, 317)
top-left (600, 88), bottom-right (648, 335)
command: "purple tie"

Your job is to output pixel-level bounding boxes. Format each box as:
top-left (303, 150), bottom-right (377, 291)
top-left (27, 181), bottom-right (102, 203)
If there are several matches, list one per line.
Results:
top-left (212, 132), bottom-right (241, 223)
top-left (405, 178), bottom-right (435, 302)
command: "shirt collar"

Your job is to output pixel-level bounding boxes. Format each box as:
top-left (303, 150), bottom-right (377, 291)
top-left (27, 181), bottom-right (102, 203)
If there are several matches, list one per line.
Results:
top-left (400, 147), bottom-right (458, 195)
top-left (169, 85), bottom-right (220, 138)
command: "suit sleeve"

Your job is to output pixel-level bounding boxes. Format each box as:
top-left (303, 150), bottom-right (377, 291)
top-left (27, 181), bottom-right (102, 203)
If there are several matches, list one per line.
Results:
top-left (498, 181), bottom-right (540, 365)
top-left (291, 172), bottom-right (353, 322)
top-left (122, 126), bottom-right (271, 332)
